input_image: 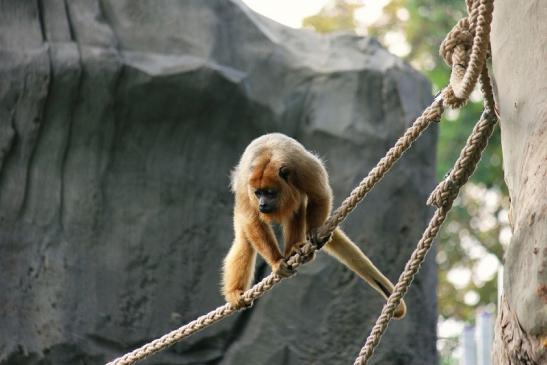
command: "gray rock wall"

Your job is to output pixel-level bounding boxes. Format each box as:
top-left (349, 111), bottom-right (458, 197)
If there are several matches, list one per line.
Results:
top-left (0, 1), bottom-right (437, 364)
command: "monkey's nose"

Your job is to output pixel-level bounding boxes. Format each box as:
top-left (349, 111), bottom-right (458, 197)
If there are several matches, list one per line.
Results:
top-left (259, 204), bottom-right (273, 213)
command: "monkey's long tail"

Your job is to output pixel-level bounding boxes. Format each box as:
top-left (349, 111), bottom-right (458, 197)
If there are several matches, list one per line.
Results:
top-left (323, 228), bottom-right (407, 319)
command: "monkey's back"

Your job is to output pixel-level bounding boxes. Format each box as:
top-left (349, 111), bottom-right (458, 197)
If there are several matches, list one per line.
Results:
top-left (231, 133), bottom-right (326, 192)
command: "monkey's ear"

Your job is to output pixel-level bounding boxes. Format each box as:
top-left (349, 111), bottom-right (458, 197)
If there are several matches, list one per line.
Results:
top-left (279, 166), bottom-right (290, 182)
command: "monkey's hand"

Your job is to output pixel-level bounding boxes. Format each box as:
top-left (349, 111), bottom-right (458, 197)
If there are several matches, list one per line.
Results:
top-left (307, 227), bottom-right (332, 249)
top-left (272, 259), bottom-right (295, 278)
top-left (289, 241), bottom-right (316, 264)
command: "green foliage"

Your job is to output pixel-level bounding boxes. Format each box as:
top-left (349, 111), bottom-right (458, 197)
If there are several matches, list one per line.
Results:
top-left (440, 351), bottom-right (459, 365)
top-left (304, 0), bottom-right (506, 325)
top-left (303, 0), bottom-right (360, 33)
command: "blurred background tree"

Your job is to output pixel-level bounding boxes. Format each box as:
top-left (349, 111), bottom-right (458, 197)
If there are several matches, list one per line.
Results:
top-left (304, 0), bottom-right (508, 361)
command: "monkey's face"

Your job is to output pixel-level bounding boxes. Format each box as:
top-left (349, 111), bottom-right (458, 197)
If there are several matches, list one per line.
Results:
top-left (254, 188), bottom-right (279, 214)
top-left (248, 162), bottom-right (299, 222)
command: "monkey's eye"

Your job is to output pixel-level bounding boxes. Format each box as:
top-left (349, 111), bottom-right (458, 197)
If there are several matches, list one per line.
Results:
top-left (255, 189), bottom-right (276, 197)
top-left (279, 166), bottom-right (290, 181)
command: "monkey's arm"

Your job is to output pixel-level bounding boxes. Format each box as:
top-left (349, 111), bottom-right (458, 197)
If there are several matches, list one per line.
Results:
top-left (282, 203), bottom-right (307, 257)
top-left (242, 215), bottom-right (293, 277)
top-left (303, 187), bottom-right (333, 250)
top-left (305, 194), bottom-right (331, 232)
top-left (297, 159), bottom-right (332, 231)
top-left (324, 228), bottom-right (407, 319)
top-left (222, 227), bottom-right (256, 305)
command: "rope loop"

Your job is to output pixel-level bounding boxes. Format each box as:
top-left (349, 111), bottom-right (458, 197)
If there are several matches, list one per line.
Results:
top-left (440, 18), bottom-right (473, 67)
top-left (440, 17), bottom-right (473, 108)
top-left (439, 0), bottom-right (493, 107)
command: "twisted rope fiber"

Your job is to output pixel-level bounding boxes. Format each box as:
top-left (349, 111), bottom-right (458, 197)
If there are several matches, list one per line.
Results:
top-left (466, 0), bottom-right (479, 30)
top-left (106, 90), bottom-right (445, 365)
top-left (428, 111), bottom-right (497, 208)
top-left (479, 65), bottom-right (496, 114)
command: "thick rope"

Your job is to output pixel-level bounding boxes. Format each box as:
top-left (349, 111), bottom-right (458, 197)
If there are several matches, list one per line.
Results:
top-left (352, 0), bottom-right (495, 363)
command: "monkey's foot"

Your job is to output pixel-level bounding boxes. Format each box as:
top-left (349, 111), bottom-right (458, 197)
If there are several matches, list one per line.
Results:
top-left (225, 290), bottom-right (254, 309)
top-left (273, 259), bottom-right (295, 278)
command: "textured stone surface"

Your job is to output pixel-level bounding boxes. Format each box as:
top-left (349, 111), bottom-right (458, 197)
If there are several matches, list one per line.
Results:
top-left (0, 1), bottom-right (437, 364)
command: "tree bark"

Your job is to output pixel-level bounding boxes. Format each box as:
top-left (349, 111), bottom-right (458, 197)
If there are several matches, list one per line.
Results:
top-left (490, 0), bottom-right (547, 363)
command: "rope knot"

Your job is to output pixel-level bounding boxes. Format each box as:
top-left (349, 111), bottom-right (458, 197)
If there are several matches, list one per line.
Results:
top-left (439, 17), bottom-right (475, 108)
top-left (440, 18), bottom-right (473, 67)
top-left (426, 175), bottom-right (458, 209)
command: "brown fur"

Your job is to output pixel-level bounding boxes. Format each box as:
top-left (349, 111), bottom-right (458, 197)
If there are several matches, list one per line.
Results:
top-left (222, 133), bottom-right (406, 318)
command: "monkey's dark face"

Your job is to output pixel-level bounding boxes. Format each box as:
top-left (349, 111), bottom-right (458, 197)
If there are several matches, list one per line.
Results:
top-left (254, 188), bottom-right (278, 213)
top-left (248, 160), bottom-right (298, 222)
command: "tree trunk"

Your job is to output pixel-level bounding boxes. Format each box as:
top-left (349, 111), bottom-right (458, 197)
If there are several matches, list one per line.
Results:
top-left (490, 0), bottom-right (547, 363)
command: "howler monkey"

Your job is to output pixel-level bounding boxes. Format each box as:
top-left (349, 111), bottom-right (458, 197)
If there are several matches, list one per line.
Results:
top-left (222, 133), bottom-right (406, 318)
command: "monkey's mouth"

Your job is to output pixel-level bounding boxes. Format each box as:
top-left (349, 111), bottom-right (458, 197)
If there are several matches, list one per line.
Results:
top-left (258, 206), bottom-right (276, 214)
